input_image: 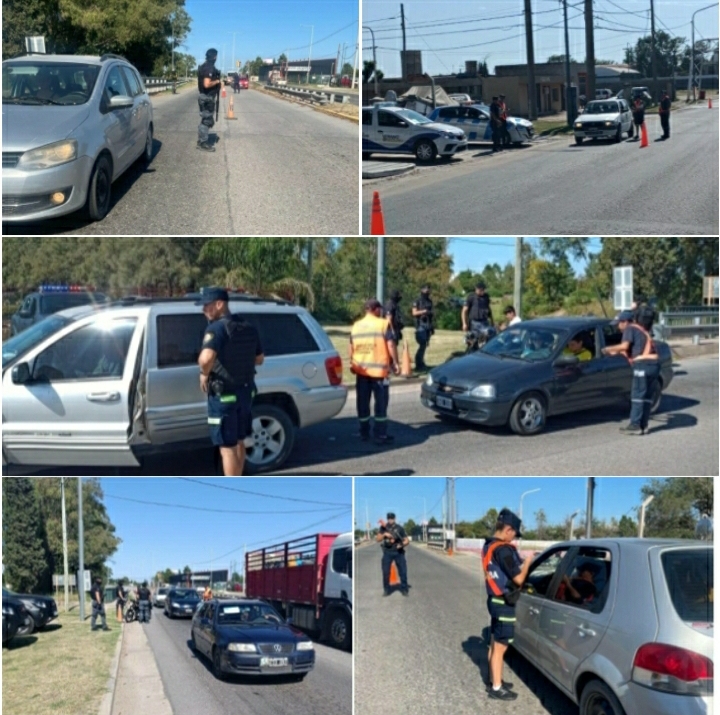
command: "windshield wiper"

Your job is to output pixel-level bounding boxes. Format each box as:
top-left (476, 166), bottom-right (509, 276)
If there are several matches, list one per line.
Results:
top-left (3, 96), bottom-right (63, 105)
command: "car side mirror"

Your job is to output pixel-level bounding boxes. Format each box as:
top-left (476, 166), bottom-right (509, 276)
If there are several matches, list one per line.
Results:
top-left (109, 94), bottom-right (134, 109)
top-left (18, 309), bottom-right (32, 318)
top-left (554, 354), bottom-right (579, 367)
top-left (11, 362), bottom-right (31, 384)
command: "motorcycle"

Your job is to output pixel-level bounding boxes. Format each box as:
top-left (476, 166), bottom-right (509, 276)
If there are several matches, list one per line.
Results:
top-left (123, 601), bottom-right (138, 623)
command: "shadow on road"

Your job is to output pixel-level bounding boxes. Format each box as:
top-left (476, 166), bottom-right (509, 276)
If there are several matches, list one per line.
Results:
top-left (39, 623), bottom-right (63, 633)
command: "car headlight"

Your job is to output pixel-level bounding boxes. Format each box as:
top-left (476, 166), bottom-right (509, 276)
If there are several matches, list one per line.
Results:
top-left (297, 641), bottom-right (314, 651)
top-left (3, 606), bottom-right (14, 615)
top-left (425, 374), bottom-right (433, 386)
top-left (469, 384), bottom-right (496, 398)
top-left (17, 139), bottom-right (78, 171)
top-left (574, 122), bottom-right (583, 128)
top-left (228, 642), bottom-right (258, 652)
top-left (604, 121), bottom-right (616, 126)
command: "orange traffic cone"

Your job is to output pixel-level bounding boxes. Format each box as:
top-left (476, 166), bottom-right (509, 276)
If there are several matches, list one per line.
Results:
top-left (639, 121), bottom-right (649, 148)
top-left (221, 86), bottom-right (227, 99)
top-left (709, 97), bottom-right (713, 109)
top-left (370, 191), bottom-right (386, 235)
top-left (226, 94), bottom-right (237, 120)
top-left (389, 561), bottom-right (400, 586)
top-left (401, 340), bottom-right (412, 377)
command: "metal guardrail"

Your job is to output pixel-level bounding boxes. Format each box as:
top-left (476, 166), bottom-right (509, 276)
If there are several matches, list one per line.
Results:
top-left (658, 307), bottom-right (719, 341)
top-left (263, 85), bottom-right (350, 106)
top-left (142, 77), bottom-right (192, 95)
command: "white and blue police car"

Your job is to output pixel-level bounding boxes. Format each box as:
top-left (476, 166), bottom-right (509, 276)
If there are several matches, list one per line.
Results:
top-left (428, 104), bottom-right (534, 145)
top-left (362, 105), bottom-right (468, 162)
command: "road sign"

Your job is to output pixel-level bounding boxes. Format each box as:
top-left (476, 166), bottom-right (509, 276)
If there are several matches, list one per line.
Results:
top-left (77, 569), bottom-right (91, 592)
top-left (53, 574), bottom-right (76, 587)
top-left (613, 266), bottom-right (633, 311)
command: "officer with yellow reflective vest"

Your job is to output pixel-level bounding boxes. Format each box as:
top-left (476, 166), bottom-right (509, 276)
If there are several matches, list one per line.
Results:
top-left (350, 299), bottom-right (400, 445)
top-left (482, 508), bottom-right (532, 701)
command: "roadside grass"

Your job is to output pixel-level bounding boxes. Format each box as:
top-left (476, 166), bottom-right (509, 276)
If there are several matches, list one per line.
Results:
top-left (2, 606), bottom-right (120, 715)
top-left (533, 119), bottom-right (573, 136)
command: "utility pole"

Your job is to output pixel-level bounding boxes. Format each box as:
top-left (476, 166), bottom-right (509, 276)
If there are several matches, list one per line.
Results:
top-left (688, 4), bottom-right (715, 100)
top-left (514, 237), bottom-right (523, 317)
top-left (78, 478), bottom-right (85, 622)
top-left (376, 237), bottom-right (386, 304)
top-left (352, 25), bottom-right (360, 89)
top-left (584, 0), bottom-right (596, 103)
top-left (365, 500), bottom-right (370, 540)
top-left (363, 26), bottom-right (379, 96)
top-left (585, 477), bottom-right (595, 538)
top-left (307, 239), bottom-right (313, 284)
top-left (61, 478), bottom-right (69, 612)
top-left (301, 24), bottom-right (314, 85)
top-left (649, 0), bottom-right (658, 99)
top-left (336, 43), bottom-right (341, 83)
top-left (401, 3), bottom-right (407, 55)
top-left (562, 0), bottom-right (574, 125)
top-left (524, 0), bottom-right (537, 119)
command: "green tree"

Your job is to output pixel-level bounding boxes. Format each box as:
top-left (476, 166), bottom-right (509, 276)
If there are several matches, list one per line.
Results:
top-left (2, 478), bottom-right (52, 593)
top-left (362, 60), bottom-right (376, 84)
top-left (478, 60), bottom-right (489, 77)
top-left (403, 518), bottom-right (418, 536)
top-left (618, 515), bottom-right (637, 537)
top-left (547, 54), bottom-right (575, 64)
top-left (534, 508), bottom-right (548, 540)
top-left (428, 516), bottom-right (439, 526)
top-left (341, 62), bottom-right (354, 76)
top-left (641, 478), bottom-right (713, 539)
top-left (624, 31), bottom-right (686, 79)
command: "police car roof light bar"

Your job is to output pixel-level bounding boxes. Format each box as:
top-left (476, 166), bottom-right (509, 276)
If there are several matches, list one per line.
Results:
top-left (39, 284), bottom-right (94, 293)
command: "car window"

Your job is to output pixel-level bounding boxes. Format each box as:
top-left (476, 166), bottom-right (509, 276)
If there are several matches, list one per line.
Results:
top-left (332, 545), bottom-right (352, 577)
top-left (32, 317), bottom-right (137, 382)
top-left (156, 313), bottom-right (207, 367)
top-left (602, 324), bottom-right (623, 348)
top-left (661, 549), bottom-right (713, 623)
top-left (21, 296), bottom-right (36, 314)
top-left (553, 547), bottom-right (612, 613)
top-left (2, 314), bottom-right (74, 368)
top-left (378, 111), bottom-right (403, 127)
top-left (2, 62), bottom-right (99, 105)
top-left (525, 548), bottom-right (570, 597)
top-left (244, 313), bottom-right (319, 356)
top-left (102, 66), bottom-right (129, 105)
top-left (121, 67), bottom-right (142, 97)
top-left (218, 603), bottom-right (279, 624)
top-left (564, 330), bottom-right (596, 359)
top-left (40, 293), bottom-right (105, 314)
top-left (439, 107), bottom-right (458, 119)
top-left (205, 603), bottom-right (215, 620)
top-left (196, 603), bottom-right (208, 618)
top-left (362, 110), bottom-right (372, 125)
top-left (467, 108), bottom-right (481, 119)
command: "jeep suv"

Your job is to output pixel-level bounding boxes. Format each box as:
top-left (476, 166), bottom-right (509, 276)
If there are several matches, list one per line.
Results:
top-left (2, 296), bottom-right (347, 473)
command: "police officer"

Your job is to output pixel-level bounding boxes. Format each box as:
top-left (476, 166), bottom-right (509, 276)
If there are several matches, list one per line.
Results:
top-left (197, 48), bottom-right (222, 152)
top-left (462, 282), bottom-right (494, 336)
top-left (632, 295), bottom-right (657, 333)
top-left (489, 97), bottom-right (503, 152)
top-left (658, 89), bottom-right (671, 140)
top-left (412, 285), bottom-right (434, 372)
top-left (601, 310), bottom-right (660, 435)
top-left (376, 512), bottom-right (409, 596)
top-left (350, 299), bottom-right (400, 445)
top-left (137, 581), bottom-right (152, 623)
top-left (384, 289), bottom-right (404, 345)
top-left (197, 287), bottom-right (265, 475)
top-left (482, 509), bottom-right (531, 701)
top-left (632, 96), bottom-right (645, 141)
top-left (499, 94), bottom-right (511, 147)
top-left (90, 577), bottom-right (110, 631)
top-left (115, 579), bottom-right (127, 623)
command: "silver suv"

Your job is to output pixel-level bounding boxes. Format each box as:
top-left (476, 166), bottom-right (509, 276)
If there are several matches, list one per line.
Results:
top-left (2, 53), bottom-right (153, 222)
top-left (2, 296), bottom-right (347, 473)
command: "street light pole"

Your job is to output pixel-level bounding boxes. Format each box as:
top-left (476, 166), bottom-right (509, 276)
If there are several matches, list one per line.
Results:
top-left (585, 478), bottom-right (595, 538)
top-left (689, 4), bottom-right (716, 100)
top-left (363, 25), bottom-right (378, 96)
top-left (639, 495), bottom-right (654, 538)
top-left (518, 488), bottom-right (541, 548)
top-left (568, 510), bottom-right (580, 540)
top-left (61, 478), bottom-right (69, 612)
top-left (514, 237), bottom-right (523, 317)
top-left (301, 25), bottom-right (314, 84)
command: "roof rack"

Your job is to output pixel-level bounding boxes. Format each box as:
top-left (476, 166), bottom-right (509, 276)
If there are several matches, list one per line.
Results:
top-left (110, 295), bottom-right (292, 307)
top-left (100, 53), bottom-right (127, 62)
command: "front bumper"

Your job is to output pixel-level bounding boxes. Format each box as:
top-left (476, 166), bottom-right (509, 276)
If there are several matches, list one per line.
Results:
top-left (2, 155), bottom-right (94, 222)
top-left (220, 648), bottom-right (316, 676)
top-left (574, 124), bottom-right (619, 140)
top-left (437, 140), bottom-right (468, 156)
top-left (168, 604), bottom-right (198, 617)
top-left (420, 384), bottom-right (511, 426)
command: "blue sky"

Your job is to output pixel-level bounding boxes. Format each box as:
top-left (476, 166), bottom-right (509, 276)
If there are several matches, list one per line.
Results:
top-left (363, 0), bottom-right (719, 77)
top-left (99, 478), bottom-right (351, 581)
top-left (446, 236), bottom-right (602, 275)
top-left (183, 0), bottom-right (358, 73)
top-left (355, 477), bottom-right (651, 531)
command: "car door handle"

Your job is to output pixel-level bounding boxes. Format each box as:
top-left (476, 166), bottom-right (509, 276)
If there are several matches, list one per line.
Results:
top-left (577, 626), bottom-right (596, 638)
top-left (86, 392), bottom-right (121, 402)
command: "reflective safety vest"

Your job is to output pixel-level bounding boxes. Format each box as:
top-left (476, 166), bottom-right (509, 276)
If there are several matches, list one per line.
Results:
top-left (482, 538), bottom-right (521, 598)
top-left (350, 313), bottom-right (391, 379)
top-left (625, 323), bottom-right (658, 363)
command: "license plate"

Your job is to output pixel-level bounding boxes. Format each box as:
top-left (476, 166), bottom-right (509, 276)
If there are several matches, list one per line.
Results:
top-left (260, 657), bottom-right (289, 667)
top-left (436, 395), bottom-right (453, 410)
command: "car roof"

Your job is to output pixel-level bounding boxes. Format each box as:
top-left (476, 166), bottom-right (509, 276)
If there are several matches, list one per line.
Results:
top-left (214, 598), bottom-right (267, 605)
top-left (3, 54), bottom-right (121, 66)
top-left (547, 538), bottom-right (711, 552)
top-left (513, 316), bottom-right (611, 329)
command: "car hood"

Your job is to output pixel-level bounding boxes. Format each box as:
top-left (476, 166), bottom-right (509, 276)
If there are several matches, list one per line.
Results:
top-left (508, 117), bottom-right (533, 129)
top-left (2, 104), bottom-right (90, 152)
top-left (169, 597), bottom-right (200, 605)
top-left (430, 353), bottom-right (535, 388)
top-left (3, 591), bottom-right (55, 607)
top-left (217, 623), bottom-right (303, 642)
top-left (425, 121), bottom-right (466, 138)
top-left (577, 112), bottom-right (620, 123)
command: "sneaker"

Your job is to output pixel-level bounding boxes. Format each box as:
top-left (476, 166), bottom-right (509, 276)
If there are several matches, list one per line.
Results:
top-left (383, 590), bottom-right (391, 597)
top-left (488, 686), bottom-right (518, 701)
top-left (401, 589), bottom-right (409, 597)
top-left (485, 679), bottom-right (514, 690)
top-left (619, 424), bottom-right (644, 435)
top-left (374, 435), bottom-right (395, 446)
top-left (102, 626), bottom-right (111, 631)
top-left (197, 141), bottom-right (216, 152)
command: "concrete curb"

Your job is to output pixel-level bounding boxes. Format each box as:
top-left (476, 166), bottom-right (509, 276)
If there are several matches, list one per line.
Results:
top-left (98, 620), bottom-right (124, 715)
top-left (670, 341), bottom-right (718, 360)
top-left (362, 161), bottom-right (416, 179)
top-left (256, 84), bottom-right (359, 123)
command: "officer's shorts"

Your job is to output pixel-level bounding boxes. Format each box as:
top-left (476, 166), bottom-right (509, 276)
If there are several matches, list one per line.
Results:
top-left (487, 595), bottom-right (516, 645)
top-left (207, 384), bottom-right (255, 447)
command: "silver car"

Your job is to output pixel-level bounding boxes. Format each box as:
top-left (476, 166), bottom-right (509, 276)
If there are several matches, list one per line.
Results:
top-left (513, 539), bottom-right (713, 715)
top-left (2, 53), bottom-right (153, 222)
top-left (2, 296), bottom-right (348, 472)
top-left (153, 587), bottom-right (169, 608)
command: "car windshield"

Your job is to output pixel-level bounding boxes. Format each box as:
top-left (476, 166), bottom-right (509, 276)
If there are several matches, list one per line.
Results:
top-left (584, 101), bottom-right (619, 114)
top-left (481, 326), bottom-right (565, 362)
top-left (3, 62), bottom-right (100, 106)
top-left (158, 589), bottom-right (168, 595)
top-left (2, 314), bottom-right (72, 367)
top-left (40, 293), bottom-right (106, 313)
top-left (171, 589), bottom-right (199, 600)
top-left (394, 108), bottom-right (432, 125)
top-left (661, 549), bottom-right (713, 624)
top-left (217, 603), bottom-right (283, 625)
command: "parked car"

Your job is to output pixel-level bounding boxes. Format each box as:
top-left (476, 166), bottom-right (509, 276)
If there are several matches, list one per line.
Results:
top-left (447, 93), bottom-right (474, 105)
top-left (153, 587), bottom-right (169, 608)
top-left (2, 53), bottom-right (154, 223)
top-left (362, 105), bottom-right (468, 162)
top-left (2, 588), bottom-right (58, 635)
top-left (2, 295), bottom-right (347, 473)
top-left (429, 104), bottom-right (534, 145)
top-left (2, 595), bottom-right (31, 645)
top-left (164, 588), bottom-right (201, 618)
top-left (10, 285), bottom-right (107, 335)
top-left (513, 539), bottom-right (713, 715)
top-left (574, 99), bottom-right (633, 144)
top-left (191, 598), bottom-right (315, 681)
top-left (420, 317), bottom-right (673, 435)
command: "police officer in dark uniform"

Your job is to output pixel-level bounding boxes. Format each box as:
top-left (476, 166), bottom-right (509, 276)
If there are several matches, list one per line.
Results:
top-left (137, 581), bottom-right (152, 623)
top-left (498, 94), bottom-right (511, 147)
top-left (658, 89), bottom-right (671, 140)
top-left (115, 579), bottom-right (127, 623)
top-left (462, 282), bottom-right (494, 336)
top-left (482, 509), bottom-right (531, 701)
top-left (412, 285), bottom-right (434, 372)
top-left (197, 287), bottom-right (265, 475)
top-left (601, 310), bottom-right (660, 435)
top-left (197, 48), bottom-right (222, 152)
top-left (90, 576), bottom-right (110, 631)
top-left (376, 513), bottom-right (409, 597)
top-left (384, 289), bottom-right (404, 345)
top-left (489, 96), bottom-right (503, 152)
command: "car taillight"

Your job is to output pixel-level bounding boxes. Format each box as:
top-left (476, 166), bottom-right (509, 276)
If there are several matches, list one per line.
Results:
top-left (632, 642), bottom-right (713, 695)
top-left (325, 355), bottom-right (343, 386)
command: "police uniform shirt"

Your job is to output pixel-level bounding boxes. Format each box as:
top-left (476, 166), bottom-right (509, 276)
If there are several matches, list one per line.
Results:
top-left (138, 587), bottom-right (151, 601)
top-left (384, 300), bottom-right (404, 335)
top-left (90, 584), bottom-right (104, 604)
top-left (115, 585), bottom-right (126, 600)
top-left (660, 96), bottom-right (671, 112)
top-left (412, 296), bottom-right (433, 327)
top-left (466, 293), bottom-right (491, 322)
top-left (490, 542), bottom-right (522, 582)
top-left (622, 325), bottom-right (655, 359)
top-left (202, 315), bottom-right (263, 385)
top-left (197, 60), bottom-right (216, 95)
top-left (380, 524), bottom-right (407, 551)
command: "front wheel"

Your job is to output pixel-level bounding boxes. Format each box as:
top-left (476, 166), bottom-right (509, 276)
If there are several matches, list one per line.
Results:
top-left (627, 123), bottom-right (634, 138)
top-left (17, 614), bottom-right (36, 637)
top-left (614, 125), bottom-right (622, 143)
top-left (509, 393), bottom-right (547, 435)
top-left (213, 647), bottom-right (226, 681)
top-left (139, 125), bottom-right (153, 167)
top-left (84, 155), bottom-right (112, 221)
top-left (415, 139), bottom-right (437, 162)
top-left (124, 607), bottom-right (136, 623)
top-left (650, 380), bottom-right (663, 414)
top-left (328, 611), bottom-right (351, 650)
top-left (579, 679), bottom-right (626, 715)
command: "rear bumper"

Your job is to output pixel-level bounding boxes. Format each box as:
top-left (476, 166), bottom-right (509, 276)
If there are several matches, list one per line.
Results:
top-left (620, 681), bottom-right (711, 715)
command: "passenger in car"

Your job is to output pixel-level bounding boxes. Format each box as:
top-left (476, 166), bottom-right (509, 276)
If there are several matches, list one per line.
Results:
top-left (560, 566), bottom-right (598, 605)
top-left (562, 335), bottom-right (593, 362)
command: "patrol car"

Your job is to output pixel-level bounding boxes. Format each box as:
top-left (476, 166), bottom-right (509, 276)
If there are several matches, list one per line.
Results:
top-left (574, 99), bottom-right (633, 144)
top-left (428, 104), bottom-right (534, 145)
top-left (362, 105), bottom-right (468, 162)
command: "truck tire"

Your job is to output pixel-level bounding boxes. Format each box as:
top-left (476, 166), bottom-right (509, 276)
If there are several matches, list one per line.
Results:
top-left (327, 611), bottom-right (351, 650)
top-left (244, 404), bottom-right (295, 474)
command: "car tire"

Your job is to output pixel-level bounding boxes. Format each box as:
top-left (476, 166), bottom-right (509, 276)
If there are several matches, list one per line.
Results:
top-left (244, 404), bottom-right (295, 474)
top-left (84, 154), bottom-right (112, 222)
top-left (415, 139), bottom-right (437, 162)
top-left (579, 679), bottom-right (627, 715)
top-left (614, 126), bottom-right (622, 143)
top-left (575, 136), bottom-right (583, 145)
top-left (213, 647), bottom-right (226, 681)
top-left (508, 393), bottom-right (547, 436)
top-left (166, 609), bottom-right (173, 619)
top-left (328, 611), bottom-right (351, 650)
top-left (17, 614), bottom-right (35, 637)
top-left (139, 125), bottom-right (153, 167)
top-left (190, 632), bottom-right (197, 652)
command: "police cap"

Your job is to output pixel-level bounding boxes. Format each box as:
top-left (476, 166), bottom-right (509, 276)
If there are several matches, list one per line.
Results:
top-left (614, 310), bottom-right (634, 323)
top-left (206, 48), bottom-right (218, 60)
top-left (498, 508), bottom-right (523, 537)
top-left (196, 286), bottom-right (229, 305)
top-left (387, 512), bottom-right (396, 519)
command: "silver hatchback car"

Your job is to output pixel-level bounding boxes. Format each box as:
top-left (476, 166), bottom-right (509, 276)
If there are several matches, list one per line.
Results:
top-left (512, 539), bottom-right (713, 715)
top-left (2, 53), bottom-right (153, 222)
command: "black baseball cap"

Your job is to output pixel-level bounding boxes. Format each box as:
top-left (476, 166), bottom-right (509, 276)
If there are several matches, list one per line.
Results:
top-left (195, 286), bottom-right (229, 305)
top-left (421, 284), bottom-right (430, 292)
top-left (498, 508), bottom-right (523, 538)
top-left (390, 289), bottom-right (402, 301)
top-left (206, 48), bottom-right (218, 60)
top-left (387, 512), bottom-right (396, 519)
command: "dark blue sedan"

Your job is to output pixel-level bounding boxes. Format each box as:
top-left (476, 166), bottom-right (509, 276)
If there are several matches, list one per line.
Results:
top-left (190, 599), bottom-right (315, 681)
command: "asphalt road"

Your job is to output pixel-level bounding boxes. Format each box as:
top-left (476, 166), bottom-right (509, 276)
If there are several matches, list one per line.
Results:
top-left (6, 355), bottom-right (717, 476)
top-left (141, 606), bottom-right (351, 715)
top-left (361, 105), bottom-right (719, 235)
top-left (355, 542), bottom-right (578, 715)
top-left (5, 87), bottom-right (358, 236)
